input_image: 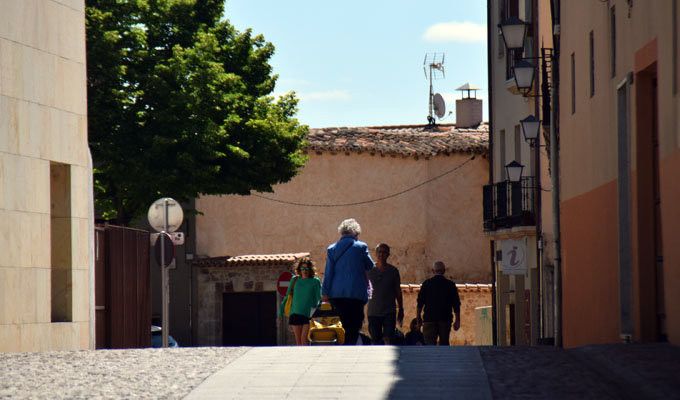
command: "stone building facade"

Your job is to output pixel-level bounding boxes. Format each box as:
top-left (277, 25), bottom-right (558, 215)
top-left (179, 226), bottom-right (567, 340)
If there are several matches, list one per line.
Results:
top-left (193, 253), bottom-right (309, 346)
top-left (0, 0), bottom-right (93, 352)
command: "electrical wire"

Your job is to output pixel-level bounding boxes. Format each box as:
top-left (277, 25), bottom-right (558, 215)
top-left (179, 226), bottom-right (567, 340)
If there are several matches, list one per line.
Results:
top-left (251, 155), bottom-right (477, 207)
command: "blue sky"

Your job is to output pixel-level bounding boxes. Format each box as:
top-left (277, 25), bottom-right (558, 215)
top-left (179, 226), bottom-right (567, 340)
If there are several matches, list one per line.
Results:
top-left (225, 0), bottom-right (487, 128)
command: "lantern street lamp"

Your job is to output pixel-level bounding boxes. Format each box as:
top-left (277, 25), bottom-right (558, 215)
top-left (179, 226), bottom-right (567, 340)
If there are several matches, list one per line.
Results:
top-left (497, 3), bottom-right (563, 348)
top-left (505, 161), bottom-right (524, 183)
top-left (513, 60), bottom-right (536, 93)
top-left (520, 114), bottom-right (541, 145)
top-left (499, 16), bottom-right (528, 50)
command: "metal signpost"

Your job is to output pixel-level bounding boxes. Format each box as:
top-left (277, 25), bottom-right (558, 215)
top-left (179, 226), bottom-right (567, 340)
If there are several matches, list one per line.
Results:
top-left (148, 198), bottom-right (183, 348)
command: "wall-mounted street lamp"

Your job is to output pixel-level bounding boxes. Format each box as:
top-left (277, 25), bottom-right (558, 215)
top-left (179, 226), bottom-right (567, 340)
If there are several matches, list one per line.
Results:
top-left (505, 160), bottom-right (524, 183)
top-left (520, 114), bottom-right (541, 145)
top-left (513, 60), bottom-right (536, 94)
top-left (499, 0), bottom-right (562, 347)
top-left (499, 16), bottom-right (528, 50)
top-left (499, 6), bottom-right (564, 347)
top-left (499, 18), bottom-right (553, 100)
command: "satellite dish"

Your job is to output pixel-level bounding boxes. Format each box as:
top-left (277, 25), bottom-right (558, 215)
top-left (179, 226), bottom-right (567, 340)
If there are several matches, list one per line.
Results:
top-left (433, 93), bottom-right (446, 119)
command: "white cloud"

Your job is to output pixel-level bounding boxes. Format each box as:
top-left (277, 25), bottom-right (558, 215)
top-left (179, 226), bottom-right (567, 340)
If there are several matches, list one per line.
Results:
top-left (299, 90), bottom-right (351, 102)
top-left (423, 21), bottom-right (486, 43)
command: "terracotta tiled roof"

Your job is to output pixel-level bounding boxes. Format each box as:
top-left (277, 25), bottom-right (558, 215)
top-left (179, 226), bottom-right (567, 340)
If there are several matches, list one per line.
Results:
top-left (193, 253), bottom-right (310, 268)
top-left (400, 283), bottom-right (492, 292)
top-left (306, 123), bottom-right (489, 157)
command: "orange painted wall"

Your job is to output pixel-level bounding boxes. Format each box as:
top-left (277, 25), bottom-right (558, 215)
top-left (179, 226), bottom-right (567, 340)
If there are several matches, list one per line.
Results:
top-left (660, 149), bottom-right (680, 344)
top-left (561, 181), bottom-right (621, 348)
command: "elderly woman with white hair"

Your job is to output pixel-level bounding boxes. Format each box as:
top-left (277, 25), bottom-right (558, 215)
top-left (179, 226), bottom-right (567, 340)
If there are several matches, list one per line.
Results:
top-left (321, 218), bottom-right (375, 345)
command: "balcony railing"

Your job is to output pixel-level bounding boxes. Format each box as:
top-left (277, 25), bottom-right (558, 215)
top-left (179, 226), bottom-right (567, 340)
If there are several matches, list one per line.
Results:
top-left (483, 177), bottom-right (536, 231)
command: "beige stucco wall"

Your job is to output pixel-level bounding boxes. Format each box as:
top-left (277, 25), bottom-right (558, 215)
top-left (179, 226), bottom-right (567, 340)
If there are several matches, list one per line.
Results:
top-left (559, 0), bottom-right (680, 346)
top-left (196, 151), bottom-right (490, 284)
top-left (0, 0), bottom-right (91, 352)
top-left (560, 0), bottom-right (679, 200)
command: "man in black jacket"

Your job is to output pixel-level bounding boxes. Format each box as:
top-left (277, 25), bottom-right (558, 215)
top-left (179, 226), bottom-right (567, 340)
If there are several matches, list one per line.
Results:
top-left (416, 261), bottom-right (461, 345)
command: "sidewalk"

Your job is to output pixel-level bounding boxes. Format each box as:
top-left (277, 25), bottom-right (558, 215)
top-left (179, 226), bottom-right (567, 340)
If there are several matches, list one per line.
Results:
top-left (185, 346), bottom-right (492, 400)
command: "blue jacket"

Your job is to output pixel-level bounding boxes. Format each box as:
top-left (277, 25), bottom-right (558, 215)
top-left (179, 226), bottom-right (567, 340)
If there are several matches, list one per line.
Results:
top-left (322, 235), bottom-right (375, 302)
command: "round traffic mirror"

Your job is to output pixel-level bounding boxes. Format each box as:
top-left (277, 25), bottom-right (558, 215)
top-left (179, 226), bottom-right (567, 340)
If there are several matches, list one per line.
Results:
top-left (147, 197), bottom-right (184, 233)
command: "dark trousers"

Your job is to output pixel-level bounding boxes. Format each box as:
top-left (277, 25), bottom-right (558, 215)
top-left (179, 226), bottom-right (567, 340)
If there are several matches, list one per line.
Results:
top-left (368, 312), bottom-right (397, 345)
top-left (422, 321), bottom-right (452, 345)
top-left (330, 298), bottom-right (365, 345)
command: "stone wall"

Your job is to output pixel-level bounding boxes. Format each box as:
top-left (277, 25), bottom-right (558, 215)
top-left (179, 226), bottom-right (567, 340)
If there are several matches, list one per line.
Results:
top-left (0, 0), bottom-right (92, 352)
top-left (361, 283), bottom-right (492, 346)
top-left (193, 264), bottom-right (291, 346)
top-left (193, 254), bottom-right (492, 347)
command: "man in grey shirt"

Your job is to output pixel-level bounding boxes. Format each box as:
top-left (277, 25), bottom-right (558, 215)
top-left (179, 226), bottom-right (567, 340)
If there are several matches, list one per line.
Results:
top-left (367, 243), bottom-right (404, 345)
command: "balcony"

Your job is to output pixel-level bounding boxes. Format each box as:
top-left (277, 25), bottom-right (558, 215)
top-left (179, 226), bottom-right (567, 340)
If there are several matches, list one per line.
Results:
top-left (483, 177), bottom-right (536, 231)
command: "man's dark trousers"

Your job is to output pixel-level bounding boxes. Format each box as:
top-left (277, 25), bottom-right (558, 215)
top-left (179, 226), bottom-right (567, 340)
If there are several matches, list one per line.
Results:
top-left (423, 321), bottom-right (452, 345)
top-left (368, 312), bottom-right (397, 345)
top-left (330, 298), bottom-right (364, 345)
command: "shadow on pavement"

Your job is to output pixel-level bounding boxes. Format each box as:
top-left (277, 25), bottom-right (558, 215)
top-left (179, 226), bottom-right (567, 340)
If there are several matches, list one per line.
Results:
top-left (387, 346), bottom-right (492, 400)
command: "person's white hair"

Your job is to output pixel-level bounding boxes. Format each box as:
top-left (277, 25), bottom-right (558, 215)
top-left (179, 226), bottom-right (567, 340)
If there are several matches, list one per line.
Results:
top-left (338, 218), bottom-right (362, 236)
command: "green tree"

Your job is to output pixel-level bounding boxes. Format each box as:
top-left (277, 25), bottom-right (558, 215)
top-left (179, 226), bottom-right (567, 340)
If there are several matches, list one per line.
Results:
top-left (86, 0), bottom-right (307, 224)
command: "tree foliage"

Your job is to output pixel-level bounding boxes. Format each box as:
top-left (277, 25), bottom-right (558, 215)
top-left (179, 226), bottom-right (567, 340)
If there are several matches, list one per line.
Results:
top-left (86, 0), bottom-right (308, 223)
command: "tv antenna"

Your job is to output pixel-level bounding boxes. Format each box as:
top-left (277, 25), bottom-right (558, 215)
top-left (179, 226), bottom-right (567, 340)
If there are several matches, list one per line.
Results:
top-left (423, 53), bottom-right (447, 126)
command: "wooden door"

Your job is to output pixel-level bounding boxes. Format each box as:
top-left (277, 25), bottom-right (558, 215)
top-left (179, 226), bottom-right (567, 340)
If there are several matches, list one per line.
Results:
top-left (222, 292), bottom-right (277, 346)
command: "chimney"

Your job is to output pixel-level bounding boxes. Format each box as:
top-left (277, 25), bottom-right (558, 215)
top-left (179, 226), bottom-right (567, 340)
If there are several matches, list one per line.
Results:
top-left (455, 83), bottom-right (483, 128)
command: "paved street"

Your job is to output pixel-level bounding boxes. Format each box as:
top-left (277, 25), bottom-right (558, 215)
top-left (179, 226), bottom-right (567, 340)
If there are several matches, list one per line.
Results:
top-left (186, 346), bottom-right (491, 400)
top-left (1, 343), bottom-right (679, 399)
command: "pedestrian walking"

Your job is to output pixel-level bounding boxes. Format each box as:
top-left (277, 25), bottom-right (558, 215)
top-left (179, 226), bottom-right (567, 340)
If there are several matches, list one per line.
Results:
top-left (416, 261), bottom-right (461, 345)
top-left (367, 243), bottom-right (404, 345)
top-left (279, 258), bottom-right (321, 345)
top-left (321, 218), bottom-right (375, 345)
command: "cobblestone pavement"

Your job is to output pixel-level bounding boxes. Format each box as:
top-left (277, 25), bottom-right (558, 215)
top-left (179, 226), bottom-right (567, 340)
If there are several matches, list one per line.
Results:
top-left (0, 347), bottom-right (247, 399)
top-left (480, 343), bottom-right (680, 400)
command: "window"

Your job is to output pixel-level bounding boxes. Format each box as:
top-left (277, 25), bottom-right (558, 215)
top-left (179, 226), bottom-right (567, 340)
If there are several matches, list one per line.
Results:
top-left (571, 53), bottom-right (576, 114)
top-left (673, 0), bottom-right (678, 94)
top-left (498, 1), bottom-right (505, 59)
top-left (514, 125), bottom-right (522, 165)
top-left (503, 0), bottom-right (523, 80)
top-left (50, 162), bottom-right (72, 322)
top-left (611, 6), bottom-right (617, 78)
top-left (590, 31), bottom-right (595, 97)
top-left (499, 130), bottom-right (507, 181)
top-left (506, 50), bottom-right (525, 80)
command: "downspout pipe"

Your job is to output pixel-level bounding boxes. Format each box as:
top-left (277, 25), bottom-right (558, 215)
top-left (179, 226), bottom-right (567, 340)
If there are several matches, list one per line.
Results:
top-left (487, 0), bottom-right (498, 346)
top-left (533, 0), bottom-right (543, 345)
top-left (550, 0), bottom-right (563, 348)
